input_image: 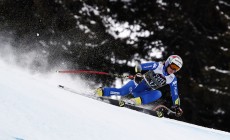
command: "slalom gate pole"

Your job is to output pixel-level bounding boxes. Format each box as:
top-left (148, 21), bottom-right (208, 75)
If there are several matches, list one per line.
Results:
top-left (56, 70), bottom-right (134, 79)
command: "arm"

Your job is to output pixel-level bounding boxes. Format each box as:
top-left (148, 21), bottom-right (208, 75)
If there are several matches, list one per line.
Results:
top-left (135, 62), bottom-right (159, 73)
top-left (169, 77), bottom-right (183, 117)
top-left (169, 77), bottom-right (180, 106)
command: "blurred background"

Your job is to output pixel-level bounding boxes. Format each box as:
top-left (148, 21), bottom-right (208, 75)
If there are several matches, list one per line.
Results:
top-left (0, 0), bottom-right (230, 132)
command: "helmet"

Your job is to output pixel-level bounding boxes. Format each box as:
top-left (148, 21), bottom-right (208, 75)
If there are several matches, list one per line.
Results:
top-left (165, 55), bottom-right (183, 71)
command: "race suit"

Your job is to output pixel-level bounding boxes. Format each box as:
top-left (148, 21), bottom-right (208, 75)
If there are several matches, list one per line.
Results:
top-left (103, 62), bottom-right (180, 105)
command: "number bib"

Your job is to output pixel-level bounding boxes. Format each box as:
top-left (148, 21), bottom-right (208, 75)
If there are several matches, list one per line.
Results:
top-left (144, 71), bottom-right (167, 90)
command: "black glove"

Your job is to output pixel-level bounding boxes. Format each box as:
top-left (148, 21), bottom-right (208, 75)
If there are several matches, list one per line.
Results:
top-left (172, 105), bottom-right (183, 117)
top-left (135, 64), bottom-right (142, 73)
top-left (134, 73), bottom-right (143, 84)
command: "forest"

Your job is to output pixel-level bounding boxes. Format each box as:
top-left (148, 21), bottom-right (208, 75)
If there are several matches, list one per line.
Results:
top-left (0, 0), bottom-right (230, 132)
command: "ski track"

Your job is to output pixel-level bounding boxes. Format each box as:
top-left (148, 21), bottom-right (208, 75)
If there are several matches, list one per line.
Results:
top-left (0, 61), bottom-right (230, 140)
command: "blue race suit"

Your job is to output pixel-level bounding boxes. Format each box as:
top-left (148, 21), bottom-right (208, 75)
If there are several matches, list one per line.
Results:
top-left (103, 62), bottom-right (180, 105)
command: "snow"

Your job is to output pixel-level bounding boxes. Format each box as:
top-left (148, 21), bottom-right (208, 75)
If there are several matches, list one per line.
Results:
top-left (0, 61), bottom-right (230, 140)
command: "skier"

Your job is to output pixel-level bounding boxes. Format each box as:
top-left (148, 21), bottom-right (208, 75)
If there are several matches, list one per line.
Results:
top-left (96, 55), bottom-right (183, 117)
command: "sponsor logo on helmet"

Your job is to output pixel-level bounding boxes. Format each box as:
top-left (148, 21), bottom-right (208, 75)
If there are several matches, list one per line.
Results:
top-left (172, 55), bottom-right (177, 58)
top-left (175, 59), bottom-right (182, 65)
top-left (172, 58), bottom-right (182, 68)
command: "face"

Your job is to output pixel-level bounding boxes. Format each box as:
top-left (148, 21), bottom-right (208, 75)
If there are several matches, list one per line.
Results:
top-left (167, 66), bottom-right (177, 74)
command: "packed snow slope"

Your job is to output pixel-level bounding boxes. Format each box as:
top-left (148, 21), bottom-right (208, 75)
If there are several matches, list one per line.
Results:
top-left (0, 61), bottom-right (230, 140)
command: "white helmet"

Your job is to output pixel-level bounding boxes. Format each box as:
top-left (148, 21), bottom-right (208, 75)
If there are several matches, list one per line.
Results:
top-left (165, 55), bottom-right (183, 71)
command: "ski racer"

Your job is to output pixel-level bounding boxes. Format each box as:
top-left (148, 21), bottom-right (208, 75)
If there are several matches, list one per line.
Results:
top-left (96, 55), bottom-right (183, 117)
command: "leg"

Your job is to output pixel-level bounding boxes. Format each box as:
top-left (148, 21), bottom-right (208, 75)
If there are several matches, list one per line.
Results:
top-left (138, 90), bottom-right (162, 104)
top-left (122, 80), bottom-right (155, 105)
top-left (132, 80), bottom-right (150, 97)
top-left (103, 80), bottom-right (136, 96)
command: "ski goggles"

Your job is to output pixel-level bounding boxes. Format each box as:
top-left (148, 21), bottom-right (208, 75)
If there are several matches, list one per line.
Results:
top-left (169, 63), bottom-right (180, 71)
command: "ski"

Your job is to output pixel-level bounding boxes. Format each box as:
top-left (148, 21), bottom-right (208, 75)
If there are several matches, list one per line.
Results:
top-left (58, 85), bottom-right (175, 118)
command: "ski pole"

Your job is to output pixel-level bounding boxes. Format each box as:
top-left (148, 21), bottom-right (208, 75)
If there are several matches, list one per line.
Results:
top-left (56, 70), bottom-right (134, 79)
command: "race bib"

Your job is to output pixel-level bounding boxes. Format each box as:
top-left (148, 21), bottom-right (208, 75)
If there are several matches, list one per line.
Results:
top-left (144, 71), bottom-right (167, 89)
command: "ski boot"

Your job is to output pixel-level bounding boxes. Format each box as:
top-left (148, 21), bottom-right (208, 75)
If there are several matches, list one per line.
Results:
top-left (95, 87), bottom-right (104, 97)
top-left (119, 97), bottom-right (142, 107)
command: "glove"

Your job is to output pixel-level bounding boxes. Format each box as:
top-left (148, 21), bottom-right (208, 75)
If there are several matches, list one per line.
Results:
top-left (172, 105), bottom-right (183, 117)
top-left (134, 73), bottom-right (143, 84)
top-left (135, 64), bottom-right (142, 73)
